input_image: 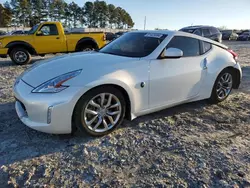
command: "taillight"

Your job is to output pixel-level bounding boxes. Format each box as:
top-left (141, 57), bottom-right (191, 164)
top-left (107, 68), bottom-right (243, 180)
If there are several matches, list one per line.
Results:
top-left (103, 34), bottom-right (106, 41)
top-left (227, 49), bottom-right (238, 60)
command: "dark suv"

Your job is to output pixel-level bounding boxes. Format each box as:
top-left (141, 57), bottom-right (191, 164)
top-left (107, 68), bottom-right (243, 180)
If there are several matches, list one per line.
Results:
top-left (179, 26), bottom-right (222, 43)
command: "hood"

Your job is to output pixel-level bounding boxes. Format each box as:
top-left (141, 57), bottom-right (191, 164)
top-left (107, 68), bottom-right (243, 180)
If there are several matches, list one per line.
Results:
top-left (21, 51), bottom-right (137, 87)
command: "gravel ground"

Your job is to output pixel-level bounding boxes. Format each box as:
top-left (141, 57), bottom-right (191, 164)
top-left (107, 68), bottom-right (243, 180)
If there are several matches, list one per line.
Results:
top-left (0, 41), bottom-right (250, 187)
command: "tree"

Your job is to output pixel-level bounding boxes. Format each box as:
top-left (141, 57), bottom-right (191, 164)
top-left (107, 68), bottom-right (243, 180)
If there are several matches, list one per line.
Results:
top-left (107, 4), bottom-right (117, 28)
top-left (1, 0), bottom-right (135, 29)
top-left (0, 2), bottom-right (12, 27)
top-left (84, 1), bottom-right (94, 28)
top-left (68, 2), bottom-right (81, 28)
top-left (94, 1), bottom-right (108, 28)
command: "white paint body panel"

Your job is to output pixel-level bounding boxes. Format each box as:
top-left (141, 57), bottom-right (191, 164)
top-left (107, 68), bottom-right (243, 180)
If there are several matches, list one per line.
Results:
top-left (13, 30), bottom-right (242, 134)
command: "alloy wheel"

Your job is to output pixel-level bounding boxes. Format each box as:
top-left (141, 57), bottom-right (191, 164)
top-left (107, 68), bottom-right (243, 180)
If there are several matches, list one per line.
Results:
top-left (82, 93), bottom-right (122, 133)
top-left (216, 72), bottom-right (233, 100)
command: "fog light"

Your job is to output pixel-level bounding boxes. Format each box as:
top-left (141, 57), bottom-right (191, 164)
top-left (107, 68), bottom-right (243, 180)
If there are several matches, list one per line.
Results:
top-left (47, 106), bottom-right (53, 124)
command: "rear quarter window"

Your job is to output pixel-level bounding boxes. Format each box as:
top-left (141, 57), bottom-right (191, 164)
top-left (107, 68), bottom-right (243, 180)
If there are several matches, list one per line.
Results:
top-left (201, 41), bottom-right (212, 54)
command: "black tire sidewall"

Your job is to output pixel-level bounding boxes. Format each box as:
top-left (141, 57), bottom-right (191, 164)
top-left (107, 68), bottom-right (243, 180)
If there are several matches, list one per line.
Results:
top-left (10, 48), bottom-right (31, 65)
top-left (209, 69), bottom-right (234, 103)
top-left (73, 86), bottom-right (126, 136)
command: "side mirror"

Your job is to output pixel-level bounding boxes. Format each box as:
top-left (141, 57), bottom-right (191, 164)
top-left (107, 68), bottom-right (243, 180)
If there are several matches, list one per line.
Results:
top-left (162, 48), bottom-right (183, 58)
top-left (36, 31), bottom-right (43, 36)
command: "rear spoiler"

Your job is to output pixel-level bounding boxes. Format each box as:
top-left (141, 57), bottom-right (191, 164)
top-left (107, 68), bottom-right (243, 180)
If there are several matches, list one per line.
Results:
top-left (208, 40), bottom-right (228, 50)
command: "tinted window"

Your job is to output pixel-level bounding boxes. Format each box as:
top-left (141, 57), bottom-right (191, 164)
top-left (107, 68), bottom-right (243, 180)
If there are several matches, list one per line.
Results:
top-left (99, 32), bottom-right (167, 57)
top-left (167, 36), bottom-right (200, 57)
top-left (202, 29), bottom-right (211, 36)
top-left (202, 41), bottom-right (212, 54)
top-left (210, 27), bottom-right (219, 34)
top-left (38, 24), bottom-right (58, 36)
top-left (193, 29), bottom-right (202, 36)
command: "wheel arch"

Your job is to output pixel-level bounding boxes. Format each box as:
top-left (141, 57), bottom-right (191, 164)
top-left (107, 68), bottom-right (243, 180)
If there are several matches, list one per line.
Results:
top-left (6, 41), bottom-right (37, 55)
top-left (73, 83), bottom-right (133, 124)
top-left (211, 65), bottom-right (241, 96)
top-left (75, 37), bottom-right (98, 51)
top-left (223, 66), bottom-right (241, 89)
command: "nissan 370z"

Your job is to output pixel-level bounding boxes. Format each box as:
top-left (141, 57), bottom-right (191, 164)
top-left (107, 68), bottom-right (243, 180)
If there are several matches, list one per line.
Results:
top-left (13, 30), bottom-right (242, 136)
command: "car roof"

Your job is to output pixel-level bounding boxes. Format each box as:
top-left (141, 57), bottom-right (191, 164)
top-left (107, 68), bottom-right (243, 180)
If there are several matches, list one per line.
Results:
top-left (181, 25), bottom-right (216, 29)
top-left (130, 30), bottom-right (228, 49)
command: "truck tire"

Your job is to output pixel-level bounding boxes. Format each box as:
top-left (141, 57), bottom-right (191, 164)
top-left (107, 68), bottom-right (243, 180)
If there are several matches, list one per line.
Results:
top-left (10, 48), bottom-right (31, 65)
top-left (77, 45), bottom-right (95, 52)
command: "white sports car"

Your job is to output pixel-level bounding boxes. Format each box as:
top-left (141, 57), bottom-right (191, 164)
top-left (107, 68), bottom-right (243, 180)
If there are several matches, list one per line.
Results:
top-left (13, 30), bottom-right (242, 136)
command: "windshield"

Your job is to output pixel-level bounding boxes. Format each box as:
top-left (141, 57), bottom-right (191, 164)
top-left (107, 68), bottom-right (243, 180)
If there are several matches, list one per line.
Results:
top-left (28, 24), bottom-right (39, 35)
top-left (99, 32), bottom-right (167, 57)
top-left (243, 32), bottom-right (250, 35)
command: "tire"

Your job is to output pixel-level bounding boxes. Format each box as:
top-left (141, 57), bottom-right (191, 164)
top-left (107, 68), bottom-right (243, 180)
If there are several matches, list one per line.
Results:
top-left (10, 48), bottom-right (31, 65)
top-left (73, 86), bottom-right (126, 136)
top-left (77, 45), bottom-right (95, 52)
top-left (209, 69), bottom-right (234, 104)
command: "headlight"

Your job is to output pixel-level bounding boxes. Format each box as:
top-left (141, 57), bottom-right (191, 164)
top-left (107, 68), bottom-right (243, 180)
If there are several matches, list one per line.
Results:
top-left (32, 69), bottom-right (82, 93)
top-left (0, 41), bottom-right (2, 48)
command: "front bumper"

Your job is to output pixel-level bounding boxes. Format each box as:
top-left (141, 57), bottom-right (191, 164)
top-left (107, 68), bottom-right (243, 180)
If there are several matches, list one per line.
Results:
top-left (14, 79), bottom-right (82, 134)
top-left (0, 48), bottom-right (8, 56)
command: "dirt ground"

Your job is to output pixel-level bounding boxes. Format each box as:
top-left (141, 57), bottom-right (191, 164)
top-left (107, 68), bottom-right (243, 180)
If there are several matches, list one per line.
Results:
top-left (0, 41), bottom-right (250, 187)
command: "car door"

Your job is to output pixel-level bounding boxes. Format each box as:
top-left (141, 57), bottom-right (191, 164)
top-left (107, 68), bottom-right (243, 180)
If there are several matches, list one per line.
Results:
top-left (34, 24), bottom-right (66, 53)
top-left (149, 36), bottom-right (207, 108)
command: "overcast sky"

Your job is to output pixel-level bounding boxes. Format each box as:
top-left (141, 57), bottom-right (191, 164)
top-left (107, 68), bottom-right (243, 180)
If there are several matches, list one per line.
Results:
top-left (1, 0), bottom-right (250, 30)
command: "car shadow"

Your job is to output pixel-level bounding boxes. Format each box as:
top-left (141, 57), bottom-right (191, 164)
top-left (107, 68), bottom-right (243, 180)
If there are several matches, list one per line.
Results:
top-left (0, 99), bottom-right (209, 166)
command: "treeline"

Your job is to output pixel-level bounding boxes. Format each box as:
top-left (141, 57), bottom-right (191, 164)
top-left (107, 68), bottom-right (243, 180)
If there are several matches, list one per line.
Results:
top-left (0, 0), bottom-right (134, 29)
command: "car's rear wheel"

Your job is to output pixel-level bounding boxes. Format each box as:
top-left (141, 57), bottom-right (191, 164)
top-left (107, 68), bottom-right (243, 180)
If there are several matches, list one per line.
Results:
top-left (10, 48), bottom-right (31, 65)
top-left (73, 86), bottom-right (126, 136)
top-left (78, 45), bottom-right (95, 52)
top-left (209, 69), bottom-right (234, 104)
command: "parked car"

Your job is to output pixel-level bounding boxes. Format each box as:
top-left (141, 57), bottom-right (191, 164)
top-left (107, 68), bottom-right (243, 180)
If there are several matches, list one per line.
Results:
top-left (0, 30), bottom-right (6, 36)
top-left (13, 30), bottom-right (242, 136)
top-left (0, 21), bottom-right (107, 64)
top-left (105, 32), bottom-right (116, 41)
top-left (179, 25), bottom-right (222, 43)
top-left (9, 30), bottom-right (27, 35)
top-left (221, 30), bottom-right (238, 40)
top-left (237, 31), bottom-right (250, 41)
top-left (115, 31), bottom-right (126, 38)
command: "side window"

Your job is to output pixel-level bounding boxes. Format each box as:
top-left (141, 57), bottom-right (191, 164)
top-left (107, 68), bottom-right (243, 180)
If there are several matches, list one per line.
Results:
top-left (167, 36), bottom-right (200, 57)
top-left (38, 24), bottom-right (58, 36)
top-left (193, 29), bottom-right (202, 36)
top-left (202, 41), bottom-right (212, 54)
top-left (210, 27), bottom-right (219, 34)
top-left (202, 29), bottom-right (211, 36)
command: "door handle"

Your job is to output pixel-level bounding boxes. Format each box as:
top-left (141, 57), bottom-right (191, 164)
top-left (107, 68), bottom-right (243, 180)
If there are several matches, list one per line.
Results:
top-left (203, 58), bottom-right (208, 70)
top-left (56, 37), bottom-right (60, 39)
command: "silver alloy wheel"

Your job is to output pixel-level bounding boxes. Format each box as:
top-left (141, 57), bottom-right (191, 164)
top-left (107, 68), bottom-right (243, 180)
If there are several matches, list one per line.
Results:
top-left (83, 93), bottom-right (122, 133)
top-left (14, 51), bottom-right (27, 63)
top-left (216, 72), bottom-right (233, 100)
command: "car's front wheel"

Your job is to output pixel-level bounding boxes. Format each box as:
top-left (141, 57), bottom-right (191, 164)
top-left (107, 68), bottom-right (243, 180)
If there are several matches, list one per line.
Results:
top-left (73, 86), bottom-right (126, 136)
top-left (10, 48), bottom-right (31, 65)
top-left (209, 69), bottom-right (234, 104)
